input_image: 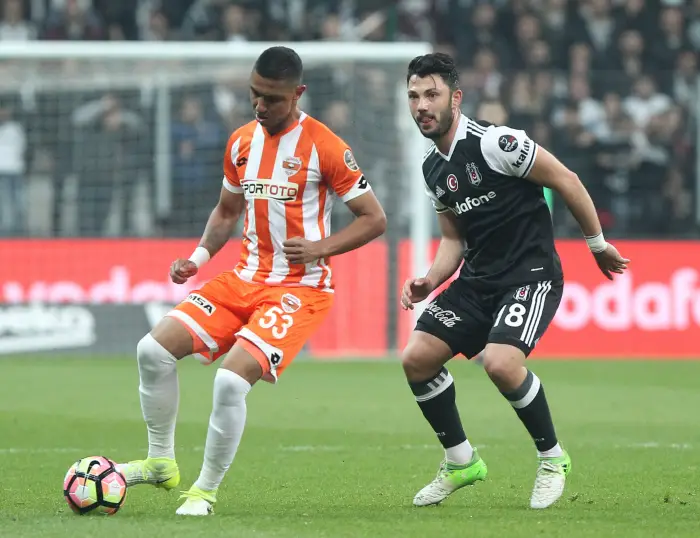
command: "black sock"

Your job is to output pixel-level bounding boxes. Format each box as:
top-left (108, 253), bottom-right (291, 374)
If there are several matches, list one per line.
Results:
top-left (409, 367), bottom-right (466, 449)
top-left (502, 370), bottom-right (558, 453)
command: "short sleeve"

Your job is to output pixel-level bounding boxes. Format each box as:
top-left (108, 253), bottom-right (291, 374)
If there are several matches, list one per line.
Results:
top-left (425, 183), bottom-right (449, 213)
top-left (480, 125), bottom-right (538, 178)
top-left (319, 137), bottom-right (372, 203)
top-left (222, 134), bottom-right (243, 194)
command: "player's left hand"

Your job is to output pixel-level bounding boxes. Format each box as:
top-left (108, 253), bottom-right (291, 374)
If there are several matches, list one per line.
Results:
top-left (283, 237), bottom-right (323, 265)
top-left (593, 243), bottom-right (630, 280)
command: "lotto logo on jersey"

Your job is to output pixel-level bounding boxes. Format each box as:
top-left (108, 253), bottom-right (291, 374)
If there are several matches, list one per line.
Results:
top-left (424, 301), bottom-right (462, 328)
top-left (453, 191), bottom-right (497, 215)
top-left (242, 180), bottom-right (299, 201)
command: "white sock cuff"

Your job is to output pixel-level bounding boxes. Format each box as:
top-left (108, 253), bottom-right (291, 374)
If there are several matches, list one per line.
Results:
top-left (138, 333), bottom-right (178, 365)
top-left (214, 369), bottom-right (252, 399)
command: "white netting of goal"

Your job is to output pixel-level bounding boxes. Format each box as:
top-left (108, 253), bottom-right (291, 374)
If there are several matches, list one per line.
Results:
top-left (0, 41), bottom-right (431, 250)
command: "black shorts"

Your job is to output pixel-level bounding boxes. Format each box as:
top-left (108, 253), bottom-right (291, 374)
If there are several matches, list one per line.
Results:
top-left (415, 279), bottom-right (563, 358)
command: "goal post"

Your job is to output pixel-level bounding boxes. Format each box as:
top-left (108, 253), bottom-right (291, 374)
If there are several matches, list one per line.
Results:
top-left (0, 40), bottom-right (432, 355)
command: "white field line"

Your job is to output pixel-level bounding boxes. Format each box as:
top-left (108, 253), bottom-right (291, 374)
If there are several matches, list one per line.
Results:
top-left (0, 442), bottom-right (695, 455)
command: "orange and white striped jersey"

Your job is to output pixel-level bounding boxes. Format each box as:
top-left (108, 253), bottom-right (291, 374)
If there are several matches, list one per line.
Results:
top-left (222, 112), bottom-right (371, 291)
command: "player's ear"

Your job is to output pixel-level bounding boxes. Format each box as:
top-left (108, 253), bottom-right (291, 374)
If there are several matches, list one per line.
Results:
top-left (451, 89), bottom-right (463, 110)
top-left (294, 84), bottom-right (307, 101)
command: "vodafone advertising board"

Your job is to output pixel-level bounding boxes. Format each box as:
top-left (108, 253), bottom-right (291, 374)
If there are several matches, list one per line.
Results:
top-left (0, 239), bottom-right (387, 357)
top-left (0, 239), bottom-right (697, 358)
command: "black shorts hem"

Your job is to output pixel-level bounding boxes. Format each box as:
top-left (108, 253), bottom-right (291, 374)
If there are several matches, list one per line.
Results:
top-left (487, 334), bottom-right (533, 357)
top-left (413, 325), bottom-right (461, 357)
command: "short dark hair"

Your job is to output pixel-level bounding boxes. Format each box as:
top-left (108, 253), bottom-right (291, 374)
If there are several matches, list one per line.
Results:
top-left (406, 53), bottom-right (459, 90)
top-left (254, 46), bottom-right (303, 83)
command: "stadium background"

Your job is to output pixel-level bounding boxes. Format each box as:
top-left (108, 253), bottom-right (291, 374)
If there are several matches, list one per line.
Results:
top-left (1, 3), bottom-right (700, 537)
top-left (0, 0), bottom-right (699, 358)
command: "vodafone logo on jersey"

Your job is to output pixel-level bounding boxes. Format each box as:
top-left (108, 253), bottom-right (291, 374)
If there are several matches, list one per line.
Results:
top-left (242, 180), bottom-right (298, 201)
top-left (453, 191), bottom-right (497, 214)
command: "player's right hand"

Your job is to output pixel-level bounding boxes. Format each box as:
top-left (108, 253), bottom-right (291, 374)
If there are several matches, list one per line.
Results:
top-left (170, 259), bottom-right (198, 284)
top-left (401, 277), bottom-right (434, 310)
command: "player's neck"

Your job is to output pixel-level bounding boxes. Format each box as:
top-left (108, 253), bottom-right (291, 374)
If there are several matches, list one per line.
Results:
top-left (265, 107), bottom-right (302, 136)
top-left (435, 109), bottom-right (462, 156)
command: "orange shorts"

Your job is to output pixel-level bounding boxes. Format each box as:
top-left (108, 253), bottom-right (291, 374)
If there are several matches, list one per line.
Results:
top-left (167, 271), bottom-right (333, 383)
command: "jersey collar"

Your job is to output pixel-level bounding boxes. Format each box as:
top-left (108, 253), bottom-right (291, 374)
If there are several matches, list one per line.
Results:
top-left (435, 114), bottom-right (467, 161)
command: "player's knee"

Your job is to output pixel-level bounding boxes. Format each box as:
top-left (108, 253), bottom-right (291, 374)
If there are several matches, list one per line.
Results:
top-left (401, 346), bottom-right (434, 382)
top-left (213, 368), bottom-right (251, 406)
top-left (401, 333), bottom-right (452, 382)
top-left (149, 316), bottom-right (193, 359)
top-left (137, 334), bottom-right (176, 375)
top-left (482, 347), bottom-right (522, 383)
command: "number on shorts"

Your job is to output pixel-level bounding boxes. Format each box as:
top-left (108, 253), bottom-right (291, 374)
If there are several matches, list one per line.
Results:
top-left (494, 303), bottom-right (527, 328)
top-left (259, 306), bottom-right (294, 339)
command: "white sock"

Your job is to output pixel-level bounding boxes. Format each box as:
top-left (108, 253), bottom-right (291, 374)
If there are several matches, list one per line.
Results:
top-left (194, 369), bottom-right (251, 492)
top-left (445, 439), bottom-right (474, 465)
top-left (137, 334), bottom-right (179, 460)
top-left (538, 443), bottom-right (563, 459)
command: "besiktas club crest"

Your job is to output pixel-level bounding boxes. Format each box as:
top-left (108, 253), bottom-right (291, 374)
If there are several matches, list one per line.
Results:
top-left (466, 162), bottom-right (482, 186)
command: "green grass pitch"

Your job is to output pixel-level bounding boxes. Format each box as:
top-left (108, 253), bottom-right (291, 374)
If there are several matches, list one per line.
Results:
top-left (0, 357), bottom-right (698, 537)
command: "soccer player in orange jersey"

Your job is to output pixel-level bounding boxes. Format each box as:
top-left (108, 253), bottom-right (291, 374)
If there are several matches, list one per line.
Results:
top-left (116, 46), bottom-right (387, 516)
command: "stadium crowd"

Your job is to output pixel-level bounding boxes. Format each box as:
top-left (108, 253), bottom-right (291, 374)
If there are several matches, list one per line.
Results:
top-left (0, 0), bottom-right (697, 239)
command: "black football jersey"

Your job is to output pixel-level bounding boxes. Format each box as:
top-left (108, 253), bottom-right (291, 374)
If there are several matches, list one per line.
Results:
top-left (422, 115), bottom-right (563, 289)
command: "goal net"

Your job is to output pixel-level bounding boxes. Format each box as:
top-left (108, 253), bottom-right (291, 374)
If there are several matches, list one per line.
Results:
top-left (0, 41), bottom-right (432, 358)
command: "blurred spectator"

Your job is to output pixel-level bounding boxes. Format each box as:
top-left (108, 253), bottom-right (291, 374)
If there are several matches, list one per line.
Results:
top-left (512, 13), bottom-right (544, 69)
top-left (144, 9), bottom-right (177, 41)
top-left (72, 94), bottom-right (143, 236)
top-left (568, 42), bottom-right (592, 77)
top-left (222, 3), bottom-right (247, 42)
top-left (592, 92), bottom-right (635, 143)
top-left (452, 3), bottom-right (510, 67)
top-left (553, 75), bottom-right (605, 133)
top-left (181, 0), bottom-right (259, 41)
top-left (673, 50), bottom-right (699, 114)
top-left (651, 7), bottom-right (689, 87)
top-left (623, 75), bottom-right (673, 129)
top-left (476, 100), bottom-right (509, 126)
top-left (0, 100), bottom-right (27, 236)
top-left (603, 29), bottom-right (646, 96)
top-left (0, 0), bottom-right (37, 41)
top-left (689, 0), bottom-right (700, 51)
top-left (7, 0), bottom-right (700, 239)
top-left (41, 0), bottom-right (105, 40)
top-left (569, 0), bottom-right (619, 66)
top-left (616, 0), bottom-right (655, 35)
top-left (472, 48), bottom-right (503, 101)
top-left (168, 95), bottom-right (222, 236)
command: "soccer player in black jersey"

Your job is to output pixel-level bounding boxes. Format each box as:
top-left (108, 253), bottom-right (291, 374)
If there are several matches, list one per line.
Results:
top-left (401, 53), bottom-right (629, 509)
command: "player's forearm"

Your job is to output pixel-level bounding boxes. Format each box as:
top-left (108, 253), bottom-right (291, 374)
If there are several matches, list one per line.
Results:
top-left (316, 213), bottom-right (387, 258)
top-left (425, 237), bottom-right (464, 289)
top-left (199, 204), bottom-right (242, 258)
top-left (554, 173), bottom-right (602, 238)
